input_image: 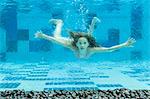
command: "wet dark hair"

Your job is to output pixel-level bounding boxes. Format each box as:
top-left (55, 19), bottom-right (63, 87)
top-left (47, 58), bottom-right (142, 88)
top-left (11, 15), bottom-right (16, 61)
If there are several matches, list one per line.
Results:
top-left (69, 31), bottom-right (100, 48)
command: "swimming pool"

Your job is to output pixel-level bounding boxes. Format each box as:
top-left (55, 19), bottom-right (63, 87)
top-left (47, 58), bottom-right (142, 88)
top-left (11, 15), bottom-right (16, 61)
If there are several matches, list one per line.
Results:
top-left (0, 61), bottom-right (150, 91)
top-left (0, 0), bottom-right (150, 92)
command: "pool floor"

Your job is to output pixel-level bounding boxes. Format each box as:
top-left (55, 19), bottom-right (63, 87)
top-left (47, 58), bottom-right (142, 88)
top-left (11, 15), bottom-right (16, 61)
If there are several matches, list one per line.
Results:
top-left (0, 61), bottom-right (150, 91)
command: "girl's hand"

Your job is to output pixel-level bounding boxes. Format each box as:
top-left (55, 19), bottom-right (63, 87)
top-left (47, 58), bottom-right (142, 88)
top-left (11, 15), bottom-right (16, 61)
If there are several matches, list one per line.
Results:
top-left (124, 38), bottom-right (136, 47)
top-left (35, 31), bottom-right (44, 38)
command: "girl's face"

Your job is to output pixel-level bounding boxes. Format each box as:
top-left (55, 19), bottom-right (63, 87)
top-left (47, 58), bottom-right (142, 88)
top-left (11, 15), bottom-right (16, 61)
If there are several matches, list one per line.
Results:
top-left (76, 37), bottom-right (89, 50)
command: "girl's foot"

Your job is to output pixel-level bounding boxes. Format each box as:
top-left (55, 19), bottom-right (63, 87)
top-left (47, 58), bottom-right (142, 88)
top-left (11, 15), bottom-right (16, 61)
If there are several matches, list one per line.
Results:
top-left (93, 17), bottom-right (101, 23)
top-left (49, 19), bottom-right (63, 25)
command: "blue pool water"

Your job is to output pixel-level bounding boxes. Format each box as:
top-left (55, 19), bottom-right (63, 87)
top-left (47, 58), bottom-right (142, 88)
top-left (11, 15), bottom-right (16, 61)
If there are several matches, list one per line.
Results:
top-left (0, 0), bottom-right (150, 91)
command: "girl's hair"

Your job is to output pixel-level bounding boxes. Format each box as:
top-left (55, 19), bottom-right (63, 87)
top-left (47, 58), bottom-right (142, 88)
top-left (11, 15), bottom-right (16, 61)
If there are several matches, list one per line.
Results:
top-left (69, 31), bottom-right (100, 48)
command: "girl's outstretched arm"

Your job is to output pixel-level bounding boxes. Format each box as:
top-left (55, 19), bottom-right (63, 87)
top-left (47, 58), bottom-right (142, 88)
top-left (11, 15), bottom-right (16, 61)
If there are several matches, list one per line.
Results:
top-left (35, 31), bottom-right (73, 49)
top-left (91, 38), bottom-right (136, 53)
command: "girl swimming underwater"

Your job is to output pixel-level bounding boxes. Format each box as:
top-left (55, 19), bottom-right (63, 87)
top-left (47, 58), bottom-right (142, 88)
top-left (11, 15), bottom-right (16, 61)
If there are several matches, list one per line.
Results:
top-left (35, 17), bottom-right (136, 58)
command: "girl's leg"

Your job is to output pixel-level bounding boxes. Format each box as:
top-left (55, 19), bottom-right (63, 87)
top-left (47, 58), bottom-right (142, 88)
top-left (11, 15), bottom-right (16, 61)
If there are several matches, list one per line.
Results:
top-left (49, 19), bottom-right (73, 43)
top-left (49, 19), bottom-right (63, 38)
top-left (87, 17), bottom-right (101, 36)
